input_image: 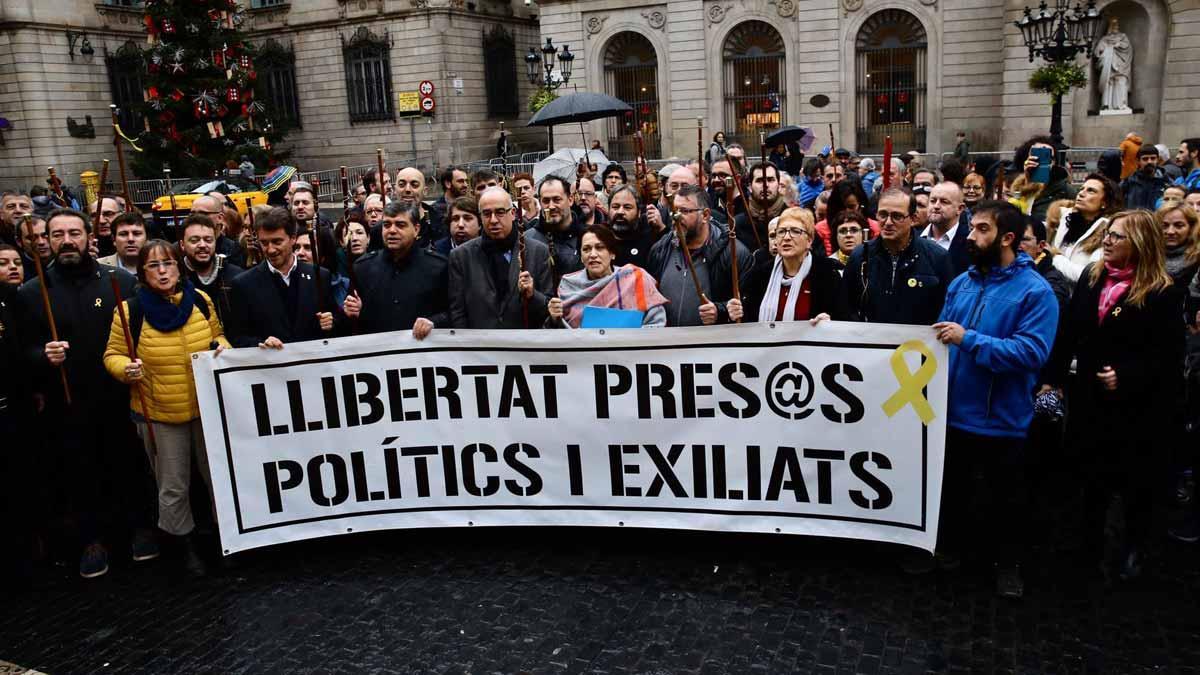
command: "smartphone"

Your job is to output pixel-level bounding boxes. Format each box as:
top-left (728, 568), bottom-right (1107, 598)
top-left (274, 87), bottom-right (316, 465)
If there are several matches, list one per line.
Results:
top-left (1031, 146), bottom-right (1053, 184)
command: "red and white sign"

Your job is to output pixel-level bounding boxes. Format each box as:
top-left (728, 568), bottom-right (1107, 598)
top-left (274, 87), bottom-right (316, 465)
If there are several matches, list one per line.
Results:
top-left (420, 96), bottom-right (436, 113)
top-left (418, 80), bottom-right (435, 96)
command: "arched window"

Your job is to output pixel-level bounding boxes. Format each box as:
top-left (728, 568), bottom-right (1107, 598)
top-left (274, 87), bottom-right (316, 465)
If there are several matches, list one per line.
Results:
top-left (603, 32), bottom-right (660, 160)
top-left (855, 10), bottom-right (927, 153)
top-left (722, 21), bottom-right (786, 149)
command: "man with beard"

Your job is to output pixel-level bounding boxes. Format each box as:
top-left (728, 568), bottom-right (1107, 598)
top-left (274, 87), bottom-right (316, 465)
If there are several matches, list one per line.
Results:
top-left (86, 197), bottom-right (123, 257)
top-left (15, 209), bottom-right (155, 578)
top-left (191, 195), bottom-right (245, 268)
top-left (343, 202), bottom-right (449, 338)
top-left (648, 184), bottom-right (750, 326)
top-left (227, 207), bottom-right (338, 348)
top-left (290, 184), bottom-right (332, 231)
top-left (1120, 146), bottom-right (1169, 210)
top-left (922, 182), bottom-right (971, 276)
top-left (17, 216), bottom-right (52, 281)
top-left (432, 165), bottom-right (470, 224)
top-left (575, 176), bottom-right (607, 227)
top-left (920, 200), bottom-right (1057, 598)
top-left (844, 188), bottom-right (954, 324)
top-left (361, 168), bottom-right (392, 201)
top-left (527, 176), bottom-right (584, 286)
top-left (97, 212), bottom-right (147, 274)
top-left (606, 186), bottom-right (659, 269)
top-left (434, 196), bottom-right (481, 256)
top-left (739, 162), bottom-right (787, 251)
top-left (448, 186), bottom-right (553, 329)
top-left (1, 192), bottom-right (33, 246)
top-left (707, 158), bottom-right (743, 224)
top-left (180, 213), bottom-right (243, 323)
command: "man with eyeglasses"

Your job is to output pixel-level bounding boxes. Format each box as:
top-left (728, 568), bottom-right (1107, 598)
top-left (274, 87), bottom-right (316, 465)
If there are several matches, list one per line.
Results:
top-left (527, 176), bottom-right (583, 287)
top-left (843, 187), bottom-right (954, 325)
top-left (574, 176), bottom-right (607, 228)
top-left (14, 208), bottom-right (154, 579)
top-left (448, 186), bottom-right (553, 329)
top-left (706, 158), bottom-right (743, 225)
top-left (648, 184), bottom-right (751, 326)
top-left (86, 196), bottom-right (124, 257)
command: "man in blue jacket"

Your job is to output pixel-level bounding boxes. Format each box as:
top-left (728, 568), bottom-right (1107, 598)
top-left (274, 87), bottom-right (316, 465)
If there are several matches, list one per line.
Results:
top-left (921, 200), bottom-right (1058, 598)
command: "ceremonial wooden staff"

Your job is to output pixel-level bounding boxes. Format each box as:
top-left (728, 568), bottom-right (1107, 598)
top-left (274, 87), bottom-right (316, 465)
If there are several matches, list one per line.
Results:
top-left (308, 177), bottom-right (329, 317)
top-left (243, 196), bottom-right (262, 266)
top-left (110, 105), bottom-right (133, 208)
top-left (163, 165), bottom-right (179, 238)
top-left (993, 161), bottom-right (1007, 202)
top-left (633, 130), bottom-right (649, 208)
top-left (339, 166), bottom-right (351, 217)
top-left (696, 117), bottom-right (704, 187)
top-left (882, 136), bottom-right (894, 191)
top-left (108, 274), bottom-right (157, 456)
top-left (516, 207), bottom-right (529, 329)
top-left (829, 123), bottom-right (836, 154)
top-left (46, 167), bottom-right (65, 204)
top-left (23, 215), bottom-right (71, 405)
top-left (376, 148), bottom-right (386, 198)
top-left (722, 177), bottom-right (741, 323)
top-left (93, 159), bottom-right (111, 232)
top-left (725, 153), bottom-right (763, 249)
top-left (672, 211), bottom-right (709, 306)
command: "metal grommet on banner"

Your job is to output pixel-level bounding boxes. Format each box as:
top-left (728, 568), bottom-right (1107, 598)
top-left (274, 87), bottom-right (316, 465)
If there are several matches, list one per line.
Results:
top-left (769, 322), bottom-right (776, 329)
top-left (599, 329), bottom-right (606, 336)
top-left (346, 528), bottom-right (353, 533)
top-left (775, 528), bottom-right (781, 533)
top-left (449, 329), bottom-right (456, 335)
top-left (468, 521), bottom-right (474, 526)
top-left (618, 521), bottom-right (624, 526)
top-left (323, 340), bottom-right (329, 345)
top-left (191, 353), bottom-right (198, 359)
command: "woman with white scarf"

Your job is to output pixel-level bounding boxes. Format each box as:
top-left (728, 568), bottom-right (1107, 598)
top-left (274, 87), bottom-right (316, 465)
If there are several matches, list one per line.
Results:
top-left (745, 207), bottom-right (849, 323)
top-left (1051, 173), bottom-right (1123, 283)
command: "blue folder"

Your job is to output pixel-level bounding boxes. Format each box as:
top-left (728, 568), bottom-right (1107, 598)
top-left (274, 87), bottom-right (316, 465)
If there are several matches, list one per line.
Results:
top-left (581, 306), bottom-right (644, 328)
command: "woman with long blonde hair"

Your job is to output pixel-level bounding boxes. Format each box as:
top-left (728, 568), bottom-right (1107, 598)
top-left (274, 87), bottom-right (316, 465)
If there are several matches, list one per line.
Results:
top-left (1045, 209), bottom-right (1182, 582)
top-left (1155, 203), bottom-right (1200, 287)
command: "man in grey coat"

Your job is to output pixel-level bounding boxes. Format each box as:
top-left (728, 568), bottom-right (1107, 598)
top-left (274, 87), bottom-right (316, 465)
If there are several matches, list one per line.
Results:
top-left (449, 186), bottom-right (554, 329)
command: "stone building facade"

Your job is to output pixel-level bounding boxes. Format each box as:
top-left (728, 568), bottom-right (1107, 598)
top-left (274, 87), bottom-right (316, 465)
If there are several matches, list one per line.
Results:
top-left (0, 0), bottom-right (543, 188)
top-left (537, 0), bottom-right (1200, 161)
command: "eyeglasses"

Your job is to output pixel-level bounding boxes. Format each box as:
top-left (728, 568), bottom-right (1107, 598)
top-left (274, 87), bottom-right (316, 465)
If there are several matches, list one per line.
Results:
top-left (675, 207), bottom-right (704, 216)
top-left (577, 191), bottom-right (596, 199)
top-left (365, 208), bottom-right (384, 216)
top-left (877, 211), bottom-right (910, 223)
top-left (480, 207), bottom-right (511, 220)
top-left (836, 226), bottom-right (863, 235)
top-left (1103, 230), bottom-right (1128, 242)
top-left (144, 260), bottom-right (178, 271)
top-left (776, 227), bottom-right (811, 240)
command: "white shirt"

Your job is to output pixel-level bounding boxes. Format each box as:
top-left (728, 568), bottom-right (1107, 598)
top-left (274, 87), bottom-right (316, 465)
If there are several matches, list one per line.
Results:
top-left (267, 255), bottom-right (298, 287)
top-left (920, 222), bottom-right (957, 251)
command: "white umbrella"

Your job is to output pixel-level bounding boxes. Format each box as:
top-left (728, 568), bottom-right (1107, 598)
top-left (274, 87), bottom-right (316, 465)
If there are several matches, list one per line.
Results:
top-left (533, 148), bottom-right (612, 185)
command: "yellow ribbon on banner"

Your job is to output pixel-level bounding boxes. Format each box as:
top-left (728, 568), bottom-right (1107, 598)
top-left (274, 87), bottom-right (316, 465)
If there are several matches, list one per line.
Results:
top-left (114, 122), bottom-right (144, 152)
top-left (881, 339), bottom-right (938, 425)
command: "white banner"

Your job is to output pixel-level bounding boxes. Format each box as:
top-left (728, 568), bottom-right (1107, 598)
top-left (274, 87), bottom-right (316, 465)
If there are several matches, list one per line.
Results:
top-left (194, 322), bottom-right (947, 554)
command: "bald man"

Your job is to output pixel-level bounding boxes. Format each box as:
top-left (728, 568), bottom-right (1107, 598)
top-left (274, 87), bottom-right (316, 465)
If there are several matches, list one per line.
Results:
top-left (190, 194), bottom-right (244, 267)
top-left (369, 167), bottom-right (445, 251)
top-left (922, 182), bottom-right (971, 275)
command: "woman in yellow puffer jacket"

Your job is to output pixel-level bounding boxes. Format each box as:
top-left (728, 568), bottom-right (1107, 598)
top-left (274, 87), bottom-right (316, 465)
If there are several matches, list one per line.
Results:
top-left (104, 239), bottom-right (230, 577)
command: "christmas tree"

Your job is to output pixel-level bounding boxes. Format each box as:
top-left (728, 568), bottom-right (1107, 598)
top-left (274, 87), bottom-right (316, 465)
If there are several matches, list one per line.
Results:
top-left (130, 0), bottom-right (290, 178)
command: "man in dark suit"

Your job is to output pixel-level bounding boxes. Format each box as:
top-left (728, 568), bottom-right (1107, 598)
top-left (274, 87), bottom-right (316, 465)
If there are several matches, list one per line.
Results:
top-left (448, 187), bottom-right (553, 329)
top-left (344, 201), bottom-right (449, 338)
top-left (921, 181), bottom-right (971, 277)
top-left (227, 207), bottom-right (338, 349)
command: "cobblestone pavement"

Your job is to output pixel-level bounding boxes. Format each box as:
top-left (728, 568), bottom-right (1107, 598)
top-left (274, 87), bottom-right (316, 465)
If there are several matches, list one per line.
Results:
top-left (4, 513), bottom-right (1200, 674)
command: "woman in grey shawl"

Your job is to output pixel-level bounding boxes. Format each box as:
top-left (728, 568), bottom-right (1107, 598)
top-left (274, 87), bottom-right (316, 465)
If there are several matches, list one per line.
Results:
top-left (548, 225), bottom-right (668, 328)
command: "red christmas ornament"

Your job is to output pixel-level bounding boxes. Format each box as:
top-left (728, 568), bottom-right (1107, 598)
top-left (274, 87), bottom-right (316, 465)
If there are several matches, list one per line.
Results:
top-left (239, 55), bottom-right (251, 69)
top-left (876, 94), bottom-right (888, 106)
top-left (226, 87), bottom-right (240, 103)
top-left (208, 8), bottom-right (221, 21)
top-left (640, 104), bottom-right (651, 115)
top-left (158, 111), bottom-right (175, 125)
top-left (161, 19), bottom-right (175, 34)
top-left (897, 92), bottom-right (910, 104)
top-left (216, 105), bottom-right (228, 117)
top-left (170, 89), bottom-right (184, 101)
top-left (148, 63), bottom-right (160, 74)
top-left (147, 86), bottom-right (160, 99)
top-left (144, 14), bottom-right (158, 35)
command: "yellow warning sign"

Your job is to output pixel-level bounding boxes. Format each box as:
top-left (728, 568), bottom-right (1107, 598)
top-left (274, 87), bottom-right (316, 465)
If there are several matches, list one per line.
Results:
top-left (397, 91), bottom-right (420, 114)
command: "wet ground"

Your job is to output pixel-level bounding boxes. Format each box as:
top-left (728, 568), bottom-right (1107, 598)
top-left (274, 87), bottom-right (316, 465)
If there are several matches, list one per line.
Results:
top-left (3, 511), bottom-right (1199, 675)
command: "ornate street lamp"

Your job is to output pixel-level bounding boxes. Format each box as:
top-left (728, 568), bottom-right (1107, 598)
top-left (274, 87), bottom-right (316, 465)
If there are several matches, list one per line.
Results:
top-left (526, 37), bottom-right (575, 151)
top-left (1015, 0), bottom-right (1104, 159)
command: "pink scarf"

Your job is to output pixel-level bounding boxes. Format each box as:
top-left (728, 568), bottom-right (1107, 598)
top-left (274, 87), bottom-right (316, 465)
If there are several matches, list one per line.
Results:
top-left (1097, 262), bottom-right (1133, 324)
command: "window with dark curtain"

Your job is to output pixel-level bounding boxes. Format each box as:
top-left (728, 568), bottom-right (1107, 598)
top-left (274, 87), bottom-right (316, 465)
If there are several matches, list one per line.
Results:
top-left (257, 39), bottom-right (301, 128)
top-left (342, 27), bottom-right (394, 123)
top-left (482, 25), bottom-right (518, 117)
top-left (106, 41), bottom-right (144, 132)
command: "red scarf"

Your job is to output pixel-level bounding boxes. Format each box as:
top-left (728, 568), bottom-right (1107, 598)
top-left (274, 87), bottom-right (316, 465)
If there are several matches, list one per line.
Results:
top-left (1097, 262), bottom-right (1133, 324)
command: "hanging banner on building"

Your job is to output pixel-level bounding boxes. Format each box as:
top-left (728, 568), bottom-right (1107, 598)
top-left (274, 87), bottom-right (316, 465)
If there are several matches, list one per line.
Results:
top-left (194, 323), bottom-right (947, 555)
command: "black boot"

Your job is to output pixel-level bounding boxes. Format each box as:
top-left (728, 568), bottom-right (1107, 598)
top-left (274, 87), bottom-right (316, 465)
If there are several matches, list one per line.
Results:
top-left (179, 533), bottom-right (207, 578)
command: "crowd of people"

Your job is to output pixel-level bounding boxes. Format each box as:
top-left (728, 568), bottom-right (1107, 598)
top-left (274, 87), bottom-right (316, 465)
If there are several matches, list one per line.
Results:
top-left (1, 131), bottom-right (1197, 599)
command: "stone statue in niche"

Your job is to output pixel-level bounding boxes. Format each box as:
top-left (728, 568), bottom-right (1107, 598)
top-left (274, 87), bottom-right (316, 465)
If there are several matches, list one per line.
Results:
top-left (1094, 17), bottom-right (1132, 114)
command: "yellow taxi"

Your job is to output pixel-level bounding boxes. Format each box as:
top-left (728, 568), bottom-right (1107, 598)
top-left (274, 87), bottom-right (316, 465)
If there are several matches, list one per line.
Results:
top-left (151, 176), bottom-right (268, 236)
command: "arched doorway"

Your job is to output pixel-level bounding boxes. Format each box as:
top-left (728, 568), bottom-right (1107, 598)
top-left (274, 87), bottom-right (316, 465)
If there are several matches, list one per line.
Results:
top-left (722, 21), bottom-right (786, 149)
top-left (603, 32), bottom-right (660, 161)
top-left (855, 9), bottom-right (927, 153)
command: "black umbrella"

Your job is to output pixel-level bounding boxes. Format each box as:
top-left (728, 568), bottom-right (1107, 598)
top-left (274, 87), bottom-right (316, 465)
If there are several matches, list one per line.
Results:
top-left (764, 125), bottom-right (816, 152)
top-left (527, 92), bottom-right (632, 171)
top-left (526, 92), bottom-right (632, 127)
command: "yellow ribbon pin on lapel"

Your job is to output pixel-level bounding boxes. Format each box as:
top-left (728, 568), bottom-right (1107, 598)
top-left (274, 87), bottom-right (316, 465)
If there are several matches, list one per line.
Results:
top-left (881, 339), bottom-right (938, 425)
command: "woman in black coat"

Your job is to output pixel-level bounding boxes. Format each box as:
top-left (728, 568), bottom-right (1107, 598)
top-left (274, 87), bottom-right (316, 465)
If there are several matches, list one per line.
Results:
top-left (1045, 210), bottom-right (1184, 582)
top-left (744, 207), bottom-right (849, 323)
